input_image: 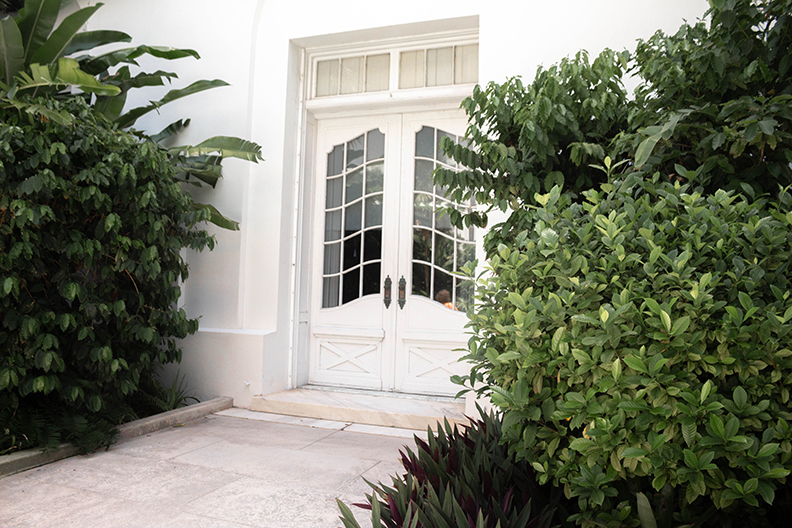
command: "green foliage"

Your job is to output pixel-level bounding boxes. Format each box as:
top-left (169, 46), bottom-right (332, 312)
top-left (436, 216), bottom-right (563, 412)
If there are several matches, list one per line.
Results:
top-left (1, 0), bottom-right (263, 230)
top-left (127, 368), bottom-right (198, 418)
top-left (435, 50), bottom-right (629, 255)
top-left (338, 410), bottom-right (566, 528)
top-left (459, 176), bottom-right (792, 526)
top-left (0, 97), bottom-right (213, 453)
top-left (619, 0), bottom-right (792, 195)
top-left (438, 0), bottom-right (792, 258)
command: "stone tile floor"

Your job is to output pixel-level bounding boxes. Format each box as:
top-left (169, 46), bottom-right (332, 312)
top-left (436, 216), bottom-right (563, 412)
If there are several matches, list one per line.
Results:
top-left (0, 409), bottom-right (426, 528)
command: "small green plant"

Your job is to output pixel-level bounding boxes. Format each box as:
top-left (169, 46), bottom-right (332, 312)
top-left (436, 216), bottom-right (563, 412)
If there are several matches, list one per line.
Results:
top-left (337, 409), bottom-right (566, 528)
top-left (129, 369), bottom-right (199, 418)
top-left (459, 176), bottom-right (792, 526)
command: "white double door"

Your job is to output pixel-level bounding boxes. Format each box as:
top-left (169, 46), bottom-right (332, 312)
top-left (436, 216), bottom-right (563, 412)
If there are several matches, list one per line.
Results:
top-left (308, 110), bottom-right (475, 396)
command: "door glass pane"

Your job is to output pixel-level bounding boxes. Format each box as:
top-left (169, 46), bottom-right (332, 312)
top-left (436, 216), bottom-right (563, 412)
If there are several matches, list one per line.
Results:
top-left (363, 229), bottom-right (382, 262)
top-left (347, 134), bottom-right (364, 169)
top-left (455, 278), bottom-right (474, 313)
top-left (366, 54), bottom-right (390, 92)
top-left (324, 242), bottom-right (341, 274)
top-left (414, 159), bottom-right (433, 192)
top-left (426, 47), bottom-right (453, 87)
top-left (342, 268), bottom-right (360, 304)
top-left (344, 233), bottom-right (361, 271)
top-left (365, 195), bottom-right (382, 227)
top-left (366, 161), bottom-right (384, 193)
top-left (411, 126), bottom-right (475, 308)
top-left (341, 57), bottom-right (364, 94)
top-left (326, 176), bottom-right (343, 208)
top-left (322, 276), bottom-right (340, 308)
top-left (345, 201), bottom-right (362, 235)
top-left (415, 126), bottom-right (434, 158)
top-left (316, 60), bottom-right (339, 97)
top-left (399, 50), bottom-right (424, 89)
top-left (346, 168), bottom-right (363, 203)
top-left (366, 130), bottom-right (385, 161)
top-left (325, 210), bottom-right (341, 241)
top-left (322, 129), bottom-right (386, 308)
top-left (454, 44), bottom-right (479, 85)
top-left (362, 263), bottom-right (381, 296)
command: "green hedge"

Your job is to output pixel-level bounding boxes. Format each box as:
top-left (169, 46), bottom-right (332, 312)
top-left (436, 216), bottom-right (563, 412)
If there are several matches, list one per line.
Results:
top-left (0, 98), bottom-right (213, 453)
top-left (461, 176), bottom-right (792, 526)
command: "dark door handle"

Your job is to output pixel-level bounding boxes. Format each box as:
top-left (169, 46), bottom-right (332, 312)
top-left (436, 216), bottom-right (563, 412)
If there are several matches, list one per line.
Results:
top-left (398, 276), bottom-right (406, 309)
top-left (384, 276), bottom-right (392, 308)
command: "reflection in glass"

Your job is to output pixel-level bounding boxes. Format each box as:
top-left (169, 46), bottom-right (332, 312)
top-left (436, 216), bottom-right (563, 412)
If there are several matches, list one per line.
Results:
top-left (366, 130), bottom-right (385, 161)
top-left (412, 262), bottom-right (430, 297)
top-left (365, 195), bottom-right (382, 228)
top-left (343, 234), bottom-right (361, 271)
top-left (456, 241), bottom-right (475, 272)
top-left (323, 242), bottom-right (340, 274)
top-left (413, 194), bottom-right (433, 228)
top-left (347, 134), bottom-right (364, 169)
top-left (455, 279), bottom-right (474, 313)
top-left (437, 130), bottom-right (455, 166)
top-left (345, 201), bottom-right (362, 235)
top-left (364, 229), bottom-right (381, 262)
top-left (435, 205), bottom-right (453, 236)
top-left (322, 276), bottom-right (339, 308)
top-left (326, 176), bottom-right (343, 209)
top-left (325, 210), bottom-right (341, 241)
top-left (414, 159), bottom-right (433, 192)
top-left (416, 126), bottom-right (434, 158)
top-left (413, 228), bottom-right (432, 263)
top-left (366, 162), bottom-right (384, 193)
top-left (346, 168), bottom-right (363, 204)
top-left (328, 145), bottom-right (344, 176)
top-left (362, 263), bottom-right (381, 296)
top-left (342, 268), bottom-right (360, 304)
top-left (434, 233), bottom-right (454, 271)
top-left (433, 268), bottom-right (453, 299)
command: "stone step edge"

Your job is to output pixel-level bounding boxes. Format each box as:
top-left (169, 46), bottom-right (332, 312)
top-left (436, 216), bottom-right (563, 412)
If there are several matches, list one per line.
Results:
top-left (0, 396), bottom-right (233, 479)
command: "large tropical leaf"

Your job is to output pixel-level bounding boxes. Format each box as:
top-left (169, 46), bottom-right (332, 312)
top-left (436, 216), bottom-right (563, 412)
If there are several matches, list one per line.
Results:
top-left (29, 2), bottom-right (102, 65)
top-left (15, 0), bottom-right (59, 64)
top-left (92, 89), bottom-right (126, 120)
top-left (15, 57), bottom-right (120, 95)
top-left (0, 15), bottom-right (24, 84)
top-left (114, 78), bottom-right (228, 129)
top-left (82, 45), bottom-right (199, 75)
top-left (110, 67), bottom-right (179, 90)
top-left (64, 29), bottom-right (131, 56)
top-left (172, 154), bottom-right (223, 187)
top-left (192, 202), bottom-right (239, 231)
top-left (150, 118), bottom-right (190, 143)
top-left (173, 136), bottom-right (263, 162)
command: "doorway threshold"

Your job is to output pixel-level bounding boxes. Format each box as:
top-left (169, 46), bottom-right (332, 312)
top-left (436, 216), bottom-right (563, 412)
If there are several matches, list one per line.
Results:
top-left (250, 386), bottom-right (467, 430)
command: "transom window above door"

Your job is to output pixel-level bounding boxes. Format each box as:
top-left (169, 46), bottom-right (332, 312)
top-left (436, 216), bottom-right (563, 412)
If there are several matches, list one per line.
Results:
top-left (312, 44), bottom-right (478, 99)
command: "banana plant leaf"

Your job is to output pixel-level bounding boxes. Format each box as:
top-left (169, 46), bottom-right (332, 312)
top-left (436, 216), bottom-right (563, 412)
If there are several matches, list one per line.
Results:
top-left (171, 136), bottom-right (263, 162)
top-left (114, 78), bottom-right (228, 129)
top-left (82, 44), bottom-right (199, 75)
top-left (15, 57), bottom-right (120, 95)
top-left (16, 0), bottom-right (59, 64)
top-left (29, 2), bottom-right (102, 65)
top-left (150, 118), bottom-right (190, 143)
top-left (92, 89), bottom-right (125, 120)
top-left (0, 15), bottom-right (24, 84)
top-left (192, 202), bottom-right (239, 231)
top-left (172, 155), bottom-right (222, 187)
top-left (64, 30), bottom-right (131, 56)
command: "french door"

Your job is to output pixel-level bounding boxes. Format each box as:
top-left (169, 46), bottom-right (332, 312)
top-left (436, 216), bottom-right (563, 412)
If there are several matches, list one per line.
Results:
top-left (308, 110), bottom-right (475, 397)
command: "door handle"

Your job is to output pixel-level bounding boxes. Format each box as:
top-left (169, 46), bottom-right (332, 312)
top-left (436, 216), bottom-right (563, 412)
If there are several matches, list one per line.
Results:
top-left (383, 276), bottom-right (392, 308)
top-left (398, 276), bottom-right (406, 310)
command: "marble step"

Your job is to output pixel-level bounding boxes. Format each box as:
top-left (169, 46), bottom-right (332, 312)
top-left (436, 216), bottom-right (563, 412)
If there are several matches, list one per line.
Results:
top-left (250, 387), bottom-right (468, 430)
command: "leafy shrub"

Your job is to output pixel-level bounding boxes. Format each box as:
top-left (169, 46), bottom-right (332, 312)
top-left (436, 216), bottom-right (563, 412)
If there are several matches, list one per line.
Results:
top-left (0, 97), bottom-right (213, 453)
top-left (460, 176), bottom-right (792, 526)
top-left (337, 410), bottom-right (566, 528)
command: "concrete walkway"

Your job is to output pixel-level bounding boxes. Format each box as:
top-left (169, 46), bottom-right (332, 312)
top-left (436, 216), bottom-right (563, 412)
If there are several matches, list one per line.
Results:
top-left (0, 409), bottom-right (426, 528)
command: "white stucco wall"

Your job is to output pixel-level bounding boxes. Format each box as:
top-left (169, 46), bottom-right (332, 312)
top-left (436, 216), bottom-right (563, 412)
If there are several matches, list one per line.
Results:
top-left (77, 0), bottom-right (709, 406)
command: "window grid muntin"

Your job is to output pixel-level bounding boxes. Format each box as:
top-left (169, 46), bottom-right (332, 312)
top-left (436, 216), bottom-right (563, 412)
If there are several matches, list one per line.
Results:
top-left (322, 129), bottom-right (385, 308)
